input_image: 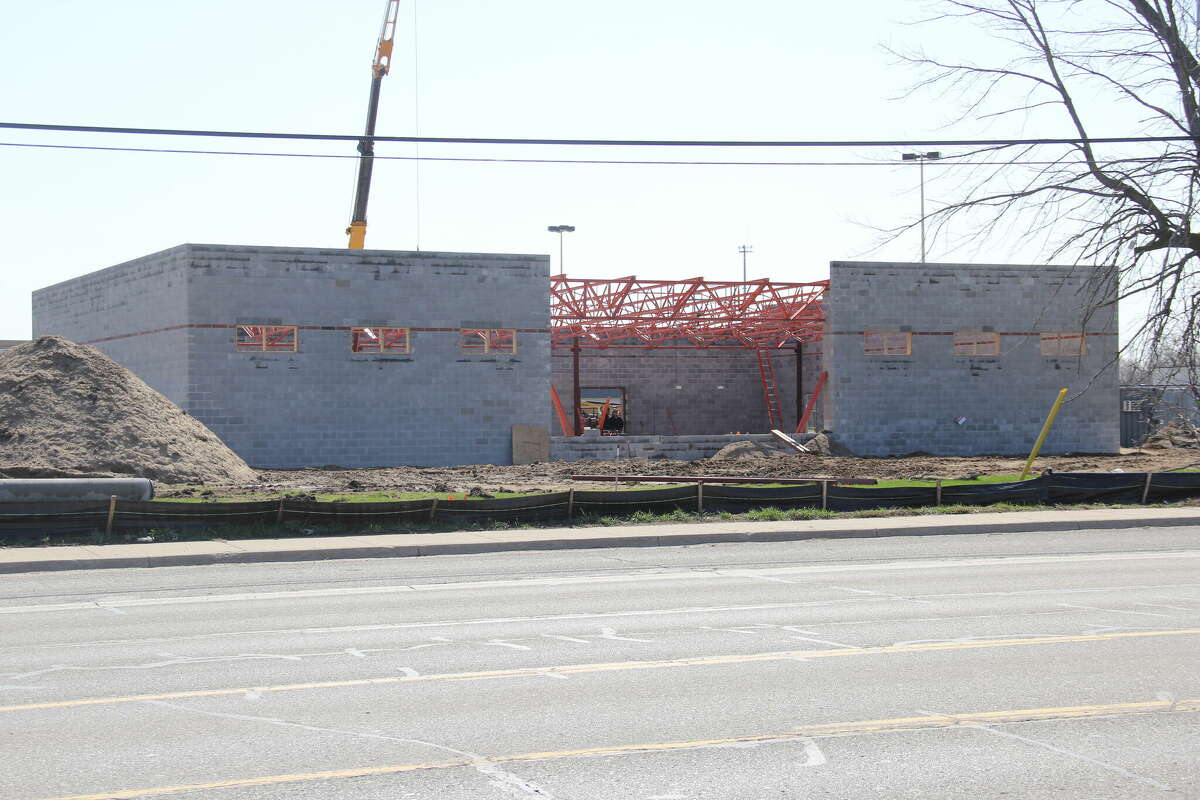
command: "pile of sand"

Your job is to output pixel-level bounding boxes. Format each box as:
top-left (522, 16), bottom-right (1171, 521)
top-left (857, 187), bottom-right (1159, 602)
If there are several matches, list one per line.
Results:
top-left (0, 336), bottom-right (257, 483)
top-left (708, 440), bottom-right (793, 460)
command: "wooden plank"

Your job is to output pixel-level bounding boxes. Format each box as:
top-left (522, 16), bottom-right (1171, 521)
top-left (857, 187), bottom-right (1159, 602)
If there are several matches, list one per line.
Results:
top-left (770, 429), bottom-right (809, 453)
top-left (512, 424), bottom-right (550, 465)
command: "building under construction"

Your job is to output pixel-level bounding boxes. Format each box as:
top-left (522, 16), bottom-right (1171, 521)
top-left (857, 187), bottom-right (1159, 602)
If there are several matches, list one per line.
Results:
top-left (31, 244), bottom-right (1119, 467)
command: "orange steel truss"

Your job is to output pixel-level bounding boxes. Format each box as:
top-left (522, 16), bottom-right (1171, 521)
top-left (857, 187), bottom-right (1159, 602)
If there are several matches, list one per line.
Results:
top-left (550, 275), bottom-right (827, 349)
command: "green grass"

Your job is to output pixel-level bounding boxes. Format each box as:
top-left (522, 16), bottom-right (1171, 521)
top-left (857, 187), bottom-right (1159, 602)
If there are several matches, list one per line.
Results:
top-left (159, 489), bottom-right (547, 503)
top-left (842, 473), bottom-right (1029, 489)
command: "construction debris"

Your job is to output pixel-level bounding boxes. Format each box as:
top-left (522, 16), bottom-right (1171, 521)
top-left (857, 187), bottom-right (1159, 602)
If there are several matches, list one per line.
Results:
top-left (1142, 422), bottom-right (1200, 450)
top-left (0, 336), bottom-right (257, 483)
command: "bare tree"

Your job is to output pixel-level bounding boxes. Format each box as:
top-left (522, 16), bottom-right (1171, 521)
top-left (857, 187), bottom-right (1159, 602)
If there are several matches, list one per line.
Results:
top-left (898, 0), bottom-right (1199, 381)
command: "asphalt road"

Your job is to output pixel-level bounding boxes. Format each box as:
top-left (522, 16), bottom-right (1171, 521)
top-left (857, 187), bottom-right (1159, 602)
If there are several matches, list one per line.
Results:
top-left (2, 526), bottom-right (1199, 799)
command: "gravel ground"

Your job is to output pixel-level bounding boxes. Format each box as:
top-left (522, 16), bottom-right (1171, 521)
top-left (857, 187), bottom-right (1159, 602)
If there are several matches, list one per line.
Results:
top-left (156, 448), bottom-right (1200, 497)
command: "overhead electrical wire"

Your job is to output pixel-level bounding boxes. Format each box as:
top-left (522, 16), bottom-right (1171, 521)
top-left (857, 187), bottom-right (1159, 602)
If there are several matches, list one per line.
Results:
top-left (0, 121), bottom-right (1193, 148)
top-left (0, 141), bottom-right (1134, 168)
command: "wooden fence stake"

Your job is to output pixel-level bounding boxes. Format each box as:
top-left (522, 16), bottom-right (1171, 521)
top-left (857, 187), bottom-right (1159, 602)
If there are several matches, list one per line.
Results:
top-left (429, 498), bottom-right (439, 523)
top-left (567, 489), bottom-right (575, 523)
top-left (105, 495), bottom-right (118, 536)
top-left (821, 481), bottom-right (828, 511)
top-left (935, 479), bottom-right (943, 506)
top-left (1142, 472), bottom-right (1154, 505)
top-left (697, 481), bottom-right (704, 513)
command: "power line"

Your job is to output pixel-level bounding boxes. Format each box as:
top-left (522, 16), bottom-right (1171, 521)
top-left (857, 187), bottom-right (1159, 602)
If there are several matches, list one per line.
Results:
top-left (0, 140), bottom-right (1112, 168)
top-left (0, 120), bottom-right (1193, 148)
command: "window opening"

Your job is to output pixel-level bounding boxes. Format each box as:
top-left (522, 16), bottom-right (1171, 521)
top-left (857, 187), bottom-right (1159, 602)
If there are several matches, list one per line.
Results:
top-left (863, 331), bottom-right (911, 356)
top-left (351, 327), bottom-right (410, 353)
top-left (1040, 332), bottom-right (1086, 356)
top-left (236, 325), bottom-right (297, 351)
top-left (460, 329), bottom-right (516, 354)
top-left (953, 331), bottom-right (1000, 356)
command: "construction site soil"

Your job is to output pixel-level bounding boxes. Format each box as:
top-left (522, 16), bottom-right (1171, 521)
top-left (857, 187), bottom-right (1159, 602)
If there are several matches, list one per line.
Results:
top-left (159, 450), bottom-right (1199, 497)
top-left (0, 337), bottom-right (257, 484)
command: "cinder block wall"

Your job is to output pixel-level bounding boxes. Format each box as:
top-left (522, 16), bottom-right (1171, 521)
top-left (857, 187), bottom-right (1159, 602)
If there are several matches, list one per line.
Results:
top-left (34, 244), bottom-right (551, 468)
top-left (549, 344), bottom-right (824, 436)
top-left (33, 247), bottom-right (192, 406)
top-left (825, 261), bottom-right (1119, 456)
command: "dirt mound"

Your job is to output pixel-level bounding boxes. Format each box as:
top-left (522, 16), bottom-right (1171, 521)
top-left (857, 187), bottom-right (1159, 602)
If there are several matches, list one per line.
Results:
top-left (1142, 422), bottom-right (1200, 450)
top-left (709, 440), bottom-right (791, 460)
top-left (0, 336), bottom-right (257, 483)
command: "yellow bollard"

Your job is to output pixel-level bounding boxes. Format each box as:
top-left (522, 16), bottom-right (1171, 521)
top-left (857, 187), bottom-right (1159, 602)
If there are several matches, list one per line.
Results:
top-left (1020, 388), bottom-right (1068, 480)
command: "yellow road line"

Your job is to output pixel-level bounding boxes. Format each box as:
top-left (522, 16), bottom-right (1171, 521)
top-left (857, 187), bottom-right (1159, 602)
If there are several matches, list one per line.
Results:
top-left (32, 697), bottom-right (1200, 800)
top-left (4, 627), bottom-right (1198, 714)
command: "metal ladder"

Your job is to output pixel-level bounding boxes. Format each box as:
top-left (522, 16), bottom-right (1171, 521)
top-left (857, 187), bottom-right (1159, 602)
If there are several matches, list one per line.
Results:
top-left (754, 348), bottom-right (783, 430)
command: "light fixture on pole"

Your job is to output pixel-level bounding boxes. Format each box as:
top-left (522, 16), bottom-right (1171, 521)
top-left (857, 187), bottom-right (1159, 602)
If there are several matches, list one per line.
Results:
top-left (901, 151), bottom-right (941, 262)
top-left (547, 225), bottom-right (576, 271)
top-left (738, 244), bottom-right (753, 281)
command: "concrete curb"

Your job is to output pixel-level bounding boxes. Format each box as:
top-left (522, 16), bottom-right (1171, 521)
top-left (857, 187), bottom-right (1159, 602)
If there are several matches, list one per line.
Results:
top-left (2, 508), bottom-right (1199, 574)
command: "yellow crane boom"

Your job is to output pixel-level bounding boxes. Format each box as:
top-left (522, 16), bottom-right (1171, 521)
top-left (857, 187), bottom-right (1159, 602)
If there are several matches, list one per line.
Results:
top-left (346, 0), bottom-right (401, 249)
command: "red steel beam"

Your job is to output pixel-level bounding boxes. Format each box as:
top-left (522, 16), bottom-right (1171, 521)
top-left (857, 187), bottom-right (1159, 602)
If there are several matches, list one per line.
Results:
top-left (551, 275), bottom-right (827, 350)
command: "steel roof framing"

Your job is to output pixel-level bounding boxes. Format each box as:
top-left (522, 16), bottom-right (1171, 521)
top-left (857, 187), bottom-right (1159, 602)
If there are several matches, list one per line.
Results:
top-left (550, 275), bottom-right (827, 349)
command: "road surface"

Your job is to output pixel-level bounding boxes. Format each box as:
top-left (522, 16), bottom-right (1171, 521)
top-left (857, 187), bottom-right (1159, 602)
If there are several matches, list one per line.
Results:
top-left (2, 525), bottom-right (1199, 798)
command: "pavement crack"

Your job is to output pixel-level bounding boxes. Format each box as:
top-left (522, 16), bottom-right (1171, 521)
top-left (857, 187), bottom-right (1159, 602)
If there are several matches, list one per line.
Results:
top-left (145, 700), bottom-right (562, 797)
top-left (917, 708), bottom-right (1175, 792)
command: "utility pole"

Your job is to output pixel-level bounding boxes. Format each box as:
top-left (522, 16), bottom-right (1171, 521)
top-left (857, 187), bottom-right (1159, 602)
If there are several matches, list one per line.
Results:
top-left (738, 244), bottom-right (753, 281)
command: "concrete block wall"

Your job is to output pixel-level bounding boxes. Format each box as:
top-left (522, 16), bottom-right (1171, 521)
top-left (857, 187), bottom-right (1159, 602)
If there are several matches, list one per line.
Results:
top-left (33, 244), bottom-right (551, 468)
top-left (825, 261), bottom-right (1119, 456)
top-left (551, 433), bottom-right (780, 462)
top-left (33, 247), bottom-right (192, 406)
top-left (550, 344), bottom-right (824, 436)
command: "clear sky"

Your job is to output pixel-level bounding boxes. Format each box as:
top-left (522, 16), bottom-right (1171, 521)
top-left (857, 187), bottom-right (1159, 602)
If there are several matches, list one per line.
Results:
top-left (0, 0), bottom-right (1125, 340)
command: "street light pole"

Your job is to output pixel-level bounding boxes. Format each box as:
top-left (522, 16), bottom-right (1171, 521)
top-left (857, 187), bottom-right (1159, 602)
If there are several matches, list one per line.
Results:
top-left (738, 244), bottom-right (753, 281)
top-left (901, 152), bottom-right (941, 262)
top-left (547, 225), bottom-right (576, 272)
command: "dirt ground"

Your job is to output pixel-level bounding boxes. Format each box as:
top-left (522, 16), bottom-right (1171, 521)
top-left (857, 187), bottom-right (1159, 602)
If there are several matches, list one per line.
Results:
top-left (158, 448), bottom-right (1200, 498)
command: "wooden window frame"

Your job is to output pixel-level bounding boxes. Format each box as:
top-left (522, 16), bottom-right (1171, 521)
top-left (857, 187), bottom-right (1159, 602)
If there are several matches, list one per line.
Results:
top-left (953, 331), bottom-right (1000, 357)
top-left (235, 325), bottom-right (298, 352)
top-left (863, 331), bottom-right (911, 356)
top-left (351, 326), bottom-right (411, 353)
top-left (460, 328), bottom-right (517, 354)
top-left (1040, 332), bottom-right (1086, 357)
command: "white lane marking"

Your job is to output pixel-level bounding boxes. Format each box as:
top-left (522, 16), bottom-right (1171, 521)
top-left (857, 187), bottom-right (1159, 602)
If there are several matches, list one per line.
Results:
top-left (5, 550), bottom-right (1198, 616)
top-left (954, 717), bottom-right (1173, 792)
top-left (397, 667), bottom-right (420, 677)
top-left (542, 634), bottom-right (591, 644)
top-left (1, 652), bottom-right (308, 681)
top-left (778, 628), bottom-right (861, 649)
top-left (3, 593), bottom-right (1186, 658)
top-left (802, 740), bottom-right (827, 766)
top-left (1057, 603), bottom-right (1176, 618)
top-left (485, 639), bottom-right (532, 651)
top-left (344, 648), bottom-right (366, 658)
top-left (597, 627), bottom-right (653, 643)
